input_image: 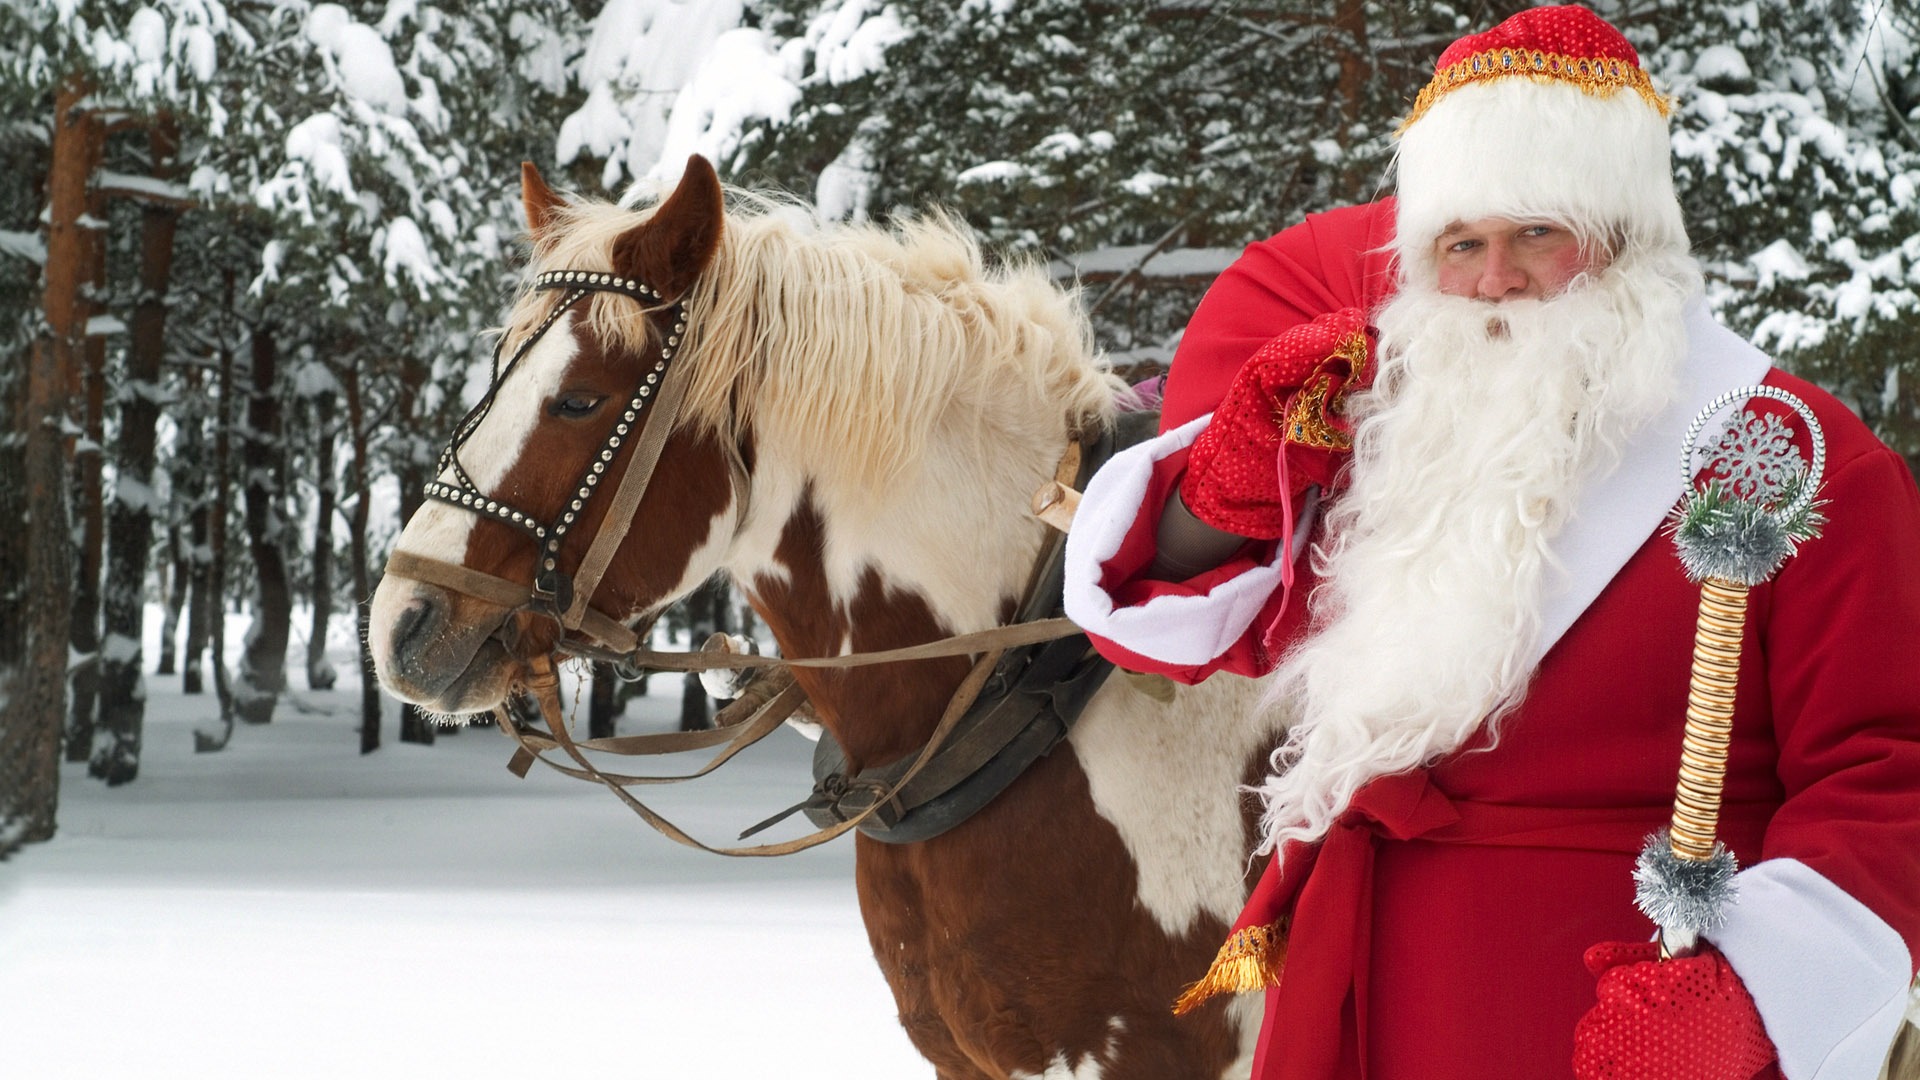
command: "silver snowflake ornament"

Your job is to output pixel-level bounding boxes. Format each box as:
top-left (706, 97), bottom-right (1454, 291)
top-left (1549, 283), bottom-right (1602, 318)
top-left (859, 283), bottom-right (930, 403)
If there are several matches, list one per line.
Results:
top-left (1693, 409), bottom-right (1805, 505)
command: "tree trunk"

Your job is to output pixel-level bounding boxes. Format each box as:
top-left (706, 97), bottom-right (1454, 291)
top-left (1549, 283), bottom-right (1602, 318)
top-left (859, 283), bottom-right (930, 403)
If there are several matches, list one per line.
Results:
top-left (234, 324), bottom-right (290, 724)
top-left (589, 661), bottom-right (619, 740)
top-left (306, 387), bottom-right (338, 691)
top-left (194, 292), bottom-right (238, 753)
top-left (92, 116), bottom-right (180, 786)
top-left (180, 479), bottom-right (209, 692)
top-left (156, 519), bottom-right (188, 675)
top-left (65, 169), bottom-right (109, 763)
top-left (177, 371), bottom-right (209, 695)
top-left (2, 77), bottom-right (95, 854)
top-left (0, 348), bottom-right (25, 673)
top-left (344, 360), bottom-right (384, 753)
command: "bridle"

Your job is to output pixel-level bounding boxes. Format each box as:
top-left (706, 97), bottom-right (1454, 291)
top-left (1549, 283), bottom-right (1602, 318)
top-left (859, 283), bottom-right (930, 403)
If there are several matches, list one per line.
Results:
top-left (411, 268), bottom-right (700, 656)
top-left (383, 262), bottom-right (1087, 856)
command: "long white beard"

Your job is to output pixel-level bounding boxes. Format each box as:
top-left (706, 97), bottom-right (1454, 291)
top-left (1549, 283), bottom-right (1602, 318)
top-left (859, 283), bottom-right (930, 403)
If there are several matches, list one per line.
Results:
top-left (1252, 251), bottom-right (1699, 856)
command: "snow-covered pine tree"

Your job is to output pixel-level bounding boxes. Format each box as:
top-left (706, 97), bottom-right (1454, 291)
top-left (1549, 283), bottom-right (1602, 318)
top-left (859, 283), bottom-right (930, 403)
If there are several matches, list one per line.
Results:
top-left (723, 1), bottom-right (1487, 360)
top-left (1643, 0), bottom-right (1920, 470)
top-left (0, 0), bottom-right (242, 806)
top-left (206, 1), bottom-right (583, 730)
top-left (725, 0), bottom-right (1920, 469)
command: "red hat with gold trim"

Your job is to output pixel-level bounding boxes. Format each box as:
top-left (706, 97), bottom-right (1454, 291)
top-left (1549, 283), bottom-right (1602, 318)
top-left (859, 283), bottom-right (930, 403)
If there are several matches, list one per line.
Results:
top-left (1392, 5), bottom-right (1687, 277)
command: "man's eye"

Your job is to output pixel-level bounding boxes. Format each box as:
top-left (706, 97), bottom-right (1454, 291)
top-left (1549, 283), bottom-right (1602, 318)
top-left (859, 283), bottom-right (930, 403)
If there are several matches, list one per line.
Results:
top-left (550, 393), bottom-right (604, 419)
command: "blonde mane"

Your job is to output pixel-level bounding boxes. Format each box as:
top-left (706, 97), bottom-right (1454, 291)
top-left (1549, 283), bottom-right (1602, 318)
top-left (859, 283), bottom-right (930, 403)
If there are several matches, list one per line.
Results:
top-left (504, 190), bottom-right (1123, 490)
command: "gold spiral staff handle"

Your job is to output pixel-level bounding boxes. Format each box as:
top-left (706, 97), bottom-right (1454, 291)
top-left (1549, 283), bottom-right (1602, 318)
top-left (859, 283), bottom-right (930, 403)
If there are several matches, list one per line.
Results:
top-left (1634, 387), bottom-right (1827, 958)
top-left (1668, 576), bottom-right (1747, 862)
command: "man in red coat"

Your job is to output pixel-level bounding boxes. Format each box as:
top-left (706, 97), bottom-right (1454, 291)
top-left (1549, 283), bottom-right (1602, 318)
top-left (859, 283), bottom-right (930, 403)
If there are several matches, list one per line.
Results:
top-left (1063, 6), bottom-right (1920, 1079)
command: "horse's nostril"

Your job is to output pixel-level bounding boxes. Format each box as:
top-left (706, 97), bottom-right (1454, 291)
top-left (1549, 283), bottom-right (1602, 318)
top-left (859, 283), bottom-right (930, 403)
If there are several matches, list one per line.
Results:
top-left (390, 596), bottom-right (443, 662)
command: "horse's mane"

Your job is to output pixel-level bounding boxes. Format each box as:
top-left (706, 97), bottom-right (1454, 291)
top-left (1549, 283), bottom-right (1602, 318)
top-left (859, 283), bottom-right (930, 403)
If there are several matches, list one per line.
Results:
top-left (507, 187), bottom-right (1122, 490)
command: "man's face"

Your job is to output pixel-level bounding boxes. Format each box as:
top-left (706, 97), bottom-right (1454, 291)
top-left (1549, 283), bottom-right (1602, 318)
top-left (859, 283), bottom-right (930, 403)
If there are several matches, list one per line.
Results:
top-left (1433, 217), bottom-right (1602, 300)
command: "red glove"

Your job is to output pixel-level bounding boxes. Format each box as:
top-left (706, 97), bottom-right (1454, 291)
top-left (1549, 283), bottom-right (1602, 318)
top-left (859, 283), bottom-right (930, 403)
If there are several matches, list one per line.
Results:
top-left (1181, 308), bottom-right (1373, 538)
top-left (1573, 941), bottom-right (1778, 1080)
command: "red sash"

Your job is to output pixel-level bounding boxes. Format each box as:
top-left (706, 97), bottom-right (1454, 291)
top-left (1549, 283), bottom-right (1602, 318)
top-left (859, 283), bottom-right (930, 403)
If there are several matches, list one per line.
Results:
top-left (1239, 769), bottom-right (1774, 1079)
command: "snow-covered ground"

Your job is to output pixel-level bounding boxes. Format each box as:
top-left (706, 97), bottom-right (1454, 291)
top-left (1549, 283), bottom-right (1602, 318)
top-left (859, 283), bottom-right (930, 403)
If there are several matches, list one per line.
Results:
top-left (0, 619), bottom-right (927, 1080)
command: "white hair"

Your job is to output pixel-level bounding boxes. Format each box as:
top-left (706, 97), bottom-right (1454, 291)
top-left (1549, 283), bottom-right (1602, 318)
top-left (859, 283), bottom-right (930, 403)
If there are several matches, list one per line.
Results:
top-left (1250, 246), bottom-right (1701, 856)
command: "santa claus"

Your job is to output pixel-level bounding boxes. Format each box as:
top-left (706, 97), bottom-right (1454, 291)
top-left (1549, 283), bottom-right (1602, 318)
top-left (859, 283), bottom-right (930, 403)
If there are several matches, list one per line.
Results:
top-left (1063, 6), bottom-right (1920, 1079)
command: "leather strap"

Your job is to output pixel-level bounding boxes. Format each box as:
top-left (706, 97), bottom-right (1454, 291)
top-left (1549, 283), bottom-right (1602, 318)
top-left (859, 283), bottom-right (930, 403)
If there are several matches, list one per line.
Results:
top-left (563, 332), bottom-right (700, 632)
top-left (504, 645), bottom-right (1007, 856)
top-left (388, 545), bottom-right (1080, 672)
top-left (385, 549), bottom-right (639, 653)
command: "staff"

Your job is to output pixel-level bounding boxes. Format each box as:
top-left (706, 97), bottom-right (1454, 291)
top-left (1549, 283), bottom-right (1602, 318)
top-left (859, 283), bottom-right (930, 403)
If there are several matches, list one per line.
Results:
top-left (1634, 386), bottom-right (1827, 957)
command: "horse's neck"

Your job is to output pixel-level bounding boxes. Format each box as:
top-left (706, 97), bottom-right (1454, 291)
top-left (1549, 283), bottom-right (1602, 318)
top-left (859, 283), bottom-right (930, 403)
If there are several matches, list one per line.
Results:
top-left (736, 418), bottom-right (1058, 769)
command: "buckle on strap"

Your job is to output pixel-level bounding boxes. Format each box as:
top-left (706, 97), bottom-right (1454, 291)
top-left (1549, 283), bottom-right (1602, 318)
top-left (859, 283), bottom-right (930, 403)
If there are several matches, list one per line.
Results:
top-left (532, 567), bottom-right (575, 620)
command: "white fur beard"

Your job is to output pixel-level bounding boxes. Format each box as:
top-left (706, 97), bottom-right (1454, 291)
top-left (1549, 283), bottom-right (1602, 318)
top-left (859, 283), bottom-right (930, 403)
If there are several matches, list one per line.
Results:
top-left (1251, 253), bottom-right (1694, 856)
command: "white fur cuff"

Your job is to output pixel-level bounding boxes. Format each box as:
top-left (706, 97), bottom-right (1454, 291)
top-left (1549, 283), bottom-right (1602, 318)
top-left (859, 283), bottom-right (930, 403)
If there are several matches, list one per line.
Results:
top-left (1704, 858), bottom-right (1913, 1080)
top-left (1064, 414), bottom-right (1288, 667)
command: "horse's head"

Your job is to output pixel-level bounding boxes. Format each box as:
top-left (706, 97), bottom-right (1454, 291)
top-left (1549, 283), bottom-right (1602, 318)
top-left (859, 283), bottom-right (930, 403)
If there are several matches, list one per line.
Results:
top-left (369, 157), bottom-right (741, 714)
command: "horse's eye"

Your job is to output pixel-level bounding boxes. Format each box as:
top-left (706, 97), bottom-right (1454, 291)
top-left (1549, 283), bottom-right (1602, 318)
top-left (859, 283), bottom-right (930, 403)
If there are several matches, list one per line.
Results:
top-left (550, 393), bottom-right (604, 419)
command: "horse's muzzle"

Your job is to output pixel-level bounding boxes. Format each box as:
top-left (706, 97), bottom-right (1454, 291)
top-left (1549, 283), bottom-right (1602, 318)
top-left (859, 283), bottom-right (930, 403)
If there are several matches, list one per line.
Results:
top-left (368, 574), bottom-right (518, 712)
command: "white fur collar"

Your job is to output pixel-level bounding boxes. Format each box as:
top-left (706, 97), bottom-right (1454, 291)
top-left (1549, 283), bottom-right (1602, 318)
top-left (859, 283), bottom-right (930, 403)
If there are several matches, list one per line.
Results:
top-left (1532, 298), bottom-right (1773, 664)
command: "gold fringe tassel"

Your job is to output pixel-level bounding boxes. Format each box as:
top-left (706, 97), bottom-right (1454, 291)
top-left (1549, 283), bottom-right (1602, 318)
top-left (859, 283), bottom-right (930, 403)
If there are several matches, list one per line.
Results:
top-left (1172, 921), bottom-right (1288, 1015)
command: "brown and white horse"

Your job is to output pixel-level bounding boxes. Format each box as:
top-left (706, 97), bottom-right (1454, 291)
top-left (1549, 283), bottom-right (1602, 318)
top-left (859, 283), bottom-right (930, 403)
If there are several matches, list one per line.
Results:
top-left (368, 157), bottom-right (1281, 1079)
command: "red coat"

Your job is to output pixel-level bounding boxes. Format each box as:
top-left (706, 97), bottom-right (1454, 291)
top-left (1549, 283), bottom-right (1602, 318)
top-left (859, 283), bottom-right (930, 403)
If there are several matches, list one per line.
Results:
top-left (1062, 203), bottom-right (1920, 1080)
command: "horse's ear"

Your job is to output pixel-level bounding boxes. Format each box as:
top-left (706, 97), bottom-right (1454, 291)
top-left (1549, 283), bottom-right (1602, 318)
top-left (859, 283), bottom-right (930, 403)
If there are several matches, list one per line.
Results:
top-left (612, 155), bottom-right (723, 304)
top-left (521, 161), bottom-right (565, 240)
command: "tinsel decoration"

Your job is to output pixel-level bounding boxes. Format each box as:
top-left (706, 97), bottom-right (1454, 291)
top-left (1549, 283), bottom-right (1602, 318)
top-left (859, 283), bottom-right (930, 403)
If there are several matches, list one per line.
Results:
top-left (1669, 471), bottom-right (1825, 587)
top-left (1637, 387), bottom-right (1826, 957)
top-left (1633, 828), bottom-right (1740, 946)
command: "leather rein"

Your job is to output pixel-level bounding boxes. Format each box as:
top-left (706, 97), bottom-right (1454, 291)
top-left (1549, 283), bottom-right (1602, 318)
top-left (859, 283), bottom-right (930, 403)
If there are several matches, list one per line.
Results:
top-left (384, 265), bottom-right (1086, 856)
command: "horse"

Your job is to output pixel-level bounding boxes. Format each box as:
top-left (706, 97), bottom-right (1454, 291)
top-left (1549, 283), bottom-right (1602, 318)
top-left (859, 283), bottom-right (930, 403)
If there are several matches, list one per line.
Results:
top-left (367, 155), bottom-right (1283, 1079)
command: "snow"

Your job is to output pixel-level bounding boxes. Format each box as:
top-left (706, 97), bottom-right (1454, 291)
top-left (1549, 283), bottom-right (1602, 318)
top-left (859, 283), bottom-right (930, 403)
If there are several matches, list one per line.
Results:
top-left (816, 2), bottom-right (909, 85)
top-left (379, 215), bottom-right (440, 297)
top-left (0, 619), bottom-right (926, 1079)
top-left (100, 632), bottom-right (141, 664)
top-left (290, 359), bottom-right (343, 399)
top-left (0, 228), bottom-right (46, 264)
top-left (128, 7), bottom-right (167, 66)
top-left (96, 170), bottom-right (195, 203)
top-left (652, 28), bottom-right (803, 182)
top-left (956, 160), bottom-right (1027, 185)
top-left (305, 4), bottom-right (409, 115)
top-left (1119, 170), bottom-right (1170, 197)
top-left (816, 137), bottom-right (876, 220)
top-left (556, 84), bottom-right (634, 175)
top-left (281, 113), bottom-right (355, 199)
top-left (183, 24), bottom-right (217, 84)
top-left (1053, 244), bottom-right (1242, 280)
top-left (1694, 45), bottom-right (1751, 84)
top-left (1751, 238), bottom-right (1810, 291)
top-left (111, 476), bottom-right (163, 514)
top-left (564, 0), bottom-right (752, 187)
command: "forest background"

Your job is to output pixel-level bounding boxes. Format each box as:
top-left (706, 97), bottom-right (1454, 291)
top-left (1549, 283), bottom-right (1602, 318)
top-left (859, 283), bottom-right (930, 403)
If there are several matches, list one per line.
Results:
top-left (4, 0), bottom-right (1918, 856)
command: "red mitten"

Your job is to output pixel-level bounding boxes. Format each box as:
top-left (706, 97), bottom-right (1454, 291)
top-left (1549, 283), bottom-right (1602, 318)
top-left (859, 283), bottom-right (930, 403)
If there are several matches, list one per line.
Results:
top-left (1572, 941), bottom-right (1778, 1080)
top-left (1181, 308), bottom-right (1373, 538)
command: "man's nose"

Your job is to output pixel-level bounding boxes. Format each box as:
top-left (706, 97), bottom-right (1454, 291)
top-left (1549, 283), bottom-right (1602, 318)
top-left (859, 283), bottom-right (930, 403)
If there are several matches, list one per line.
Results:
top-left (1476, 245), bottom-right (1531, 299)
